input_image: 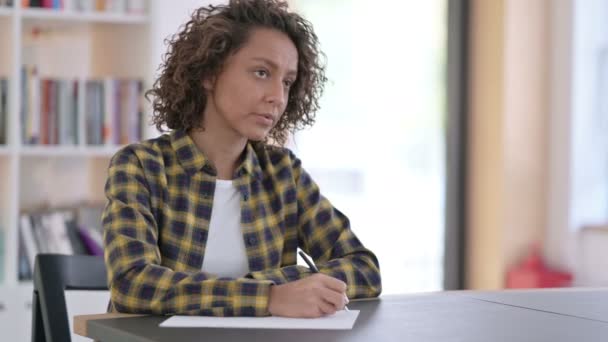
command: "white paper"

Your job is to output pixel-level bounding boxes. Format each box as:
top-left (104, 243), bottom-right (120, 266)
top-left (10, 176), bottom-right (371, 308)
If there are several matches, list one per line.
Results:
top-left (159, 310), bottom-right (360, 330)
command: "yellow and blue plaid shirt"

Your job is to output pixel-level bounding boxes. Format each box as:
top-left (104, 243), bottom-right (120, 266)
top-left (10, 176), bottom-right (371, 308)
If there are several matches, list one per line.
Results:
top-left (103, 130), bottom-right (381, 316)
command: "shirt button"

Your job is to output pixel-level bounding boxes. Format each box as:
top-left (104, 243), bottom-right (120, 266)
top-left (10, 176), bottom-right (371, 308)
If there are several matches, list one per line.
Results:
top-left (247, 236), bottom-right (257, 246)
top-left (243, 194), bottom-right (249, 201)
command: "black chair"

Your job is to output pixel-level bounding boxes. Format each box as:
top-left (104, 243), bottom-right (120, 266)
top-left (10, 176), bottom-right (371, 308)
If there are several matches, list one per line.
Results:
top-left (31, 254), bottom-right (108, 342)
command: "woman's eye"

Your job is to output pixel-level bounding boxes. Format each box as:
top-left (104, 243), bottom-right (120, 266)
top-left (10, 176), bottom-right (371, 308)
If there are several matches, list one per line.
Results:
top-left (254, 69), bottom-right (269, 78)
top-left (283, 80), bottom-right (294, 88)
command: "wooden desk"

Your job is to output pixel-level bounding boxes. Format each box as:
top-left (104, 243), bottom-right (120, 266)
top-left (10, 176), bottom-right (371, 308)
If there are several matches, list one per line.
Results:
top-left (75, 289), bottom-right (608, 342)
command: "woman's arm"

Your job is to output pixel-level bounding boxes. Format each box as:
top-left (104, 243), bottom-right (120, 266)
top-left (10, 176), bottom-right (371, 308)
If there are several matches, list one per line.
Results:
top-left (103, 147), bottom-right (274, 316)
top-left (247, 150), bottom-right (382, 299)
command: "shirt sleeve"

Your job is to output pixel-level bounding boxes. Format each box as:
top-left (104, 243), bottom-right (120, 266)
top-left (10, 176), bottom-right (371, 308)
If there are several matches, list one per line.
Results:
top-left (103, 147), bottom-right (274, 317)
top-left (246, 150), bottom-right (382, 299)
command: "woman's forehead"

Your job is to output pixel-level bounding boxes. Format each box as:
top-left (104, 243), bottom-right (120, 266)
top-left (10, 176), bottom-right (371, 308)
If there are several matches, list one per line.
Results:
top-left (233, 28), bottom-right (298, 70)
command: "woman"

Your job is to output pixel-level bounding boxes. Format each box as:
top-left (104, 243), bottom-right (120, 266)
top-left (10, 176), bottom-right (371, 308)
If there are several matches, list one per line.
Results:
top-left (103, 0), bottom-right (381, 318)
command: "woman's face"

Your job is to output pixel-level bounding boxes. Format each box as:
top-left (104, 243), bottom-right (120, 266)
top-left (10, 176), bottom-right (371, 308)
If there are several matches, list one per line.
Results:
top-left (203, 27), bottom-right (299, 142)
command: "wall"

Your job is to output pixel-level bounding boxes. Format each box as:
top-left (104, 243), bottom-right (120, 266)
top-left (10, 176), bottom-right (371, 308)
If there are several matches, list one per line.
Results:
top-left (466, 0), bottom-right (550, 289)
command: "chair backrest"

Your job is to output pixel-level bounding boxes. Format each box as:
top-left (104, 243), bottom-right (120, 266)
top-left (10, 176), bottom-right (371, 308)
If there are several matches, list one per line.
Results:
top-left (32, 254), bottom-right (108, 342)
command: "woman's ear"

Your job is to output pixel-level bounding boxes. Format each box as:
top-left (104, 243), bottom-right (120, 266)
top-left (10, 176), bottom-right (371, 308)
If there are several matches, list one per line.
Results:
top-left (202, 76), bottom-right (215, 91)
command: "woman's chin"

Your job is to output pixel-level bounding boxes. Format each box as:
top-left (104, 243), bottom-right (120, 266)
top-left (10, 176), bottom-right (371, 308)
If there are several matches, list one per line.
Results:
top-left (244, 130), bottom-right (271, 142)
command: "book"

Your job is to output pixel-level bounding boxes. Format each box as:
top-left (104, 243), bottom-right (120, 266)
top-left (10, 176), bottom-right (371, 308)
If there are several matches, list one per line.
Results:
top-left (58, 79), bottom-right (78, 145)
top-left (19, 214), bottom-right (40, 272)
top-left (30, 213), bottom-right (50, 253)
top-left (78, 226), bottom-right (103, 256)
top-left (102, 77), bottom-right (115, 145)
top-left (39, 213), bottom-right (59, 252)
top-left (65, 217), bottom-right (87, 255)
top-left (74, 0), bottom-right (94, 11)
top-left (21, 73), bottom-right (83, 145)
top-left (21, 208), bottom-right (105, 258)
top-left (105, 0), bottom-right (125, 13)
top-left (126, 0), bottom-right (144, 14)
top-left (83, 78), bottom-right (142, 145)
top-left (49, 211), bottom-right (74, 254)
top-left (0, 78), bottom-right (7, 145)
top-left (18, 227), bottom-right (32, 280)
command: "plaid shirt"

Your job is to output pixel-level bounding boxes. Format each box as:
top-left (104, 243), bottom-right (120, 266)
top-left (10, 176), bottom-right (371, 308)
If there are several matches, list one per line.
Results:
top-left (103, 130), bottom-right (381, 317)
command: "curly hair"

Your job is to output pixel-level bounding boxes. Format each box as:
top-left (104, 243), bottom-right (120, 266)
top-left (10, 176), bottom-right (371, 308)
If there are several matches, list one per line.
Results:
top-left (146, 0), bottom-right (327, 145)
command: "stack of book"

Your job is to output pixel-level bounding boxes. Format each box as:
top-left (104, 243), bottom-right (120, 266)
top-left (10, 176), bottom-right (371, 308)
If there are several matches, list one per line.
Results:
top-left (21, 67), bottom-right (79, 145)
top-left (20, 66), bottom-right (144, 146)
top-left (0, 78), bottom-right (7, 145)
top-left (22, 0), bottom-right (146, 14)
top-left (85, 78), bottom-right (143, 145)
top-left (18, 205), bottom-right (105, 280)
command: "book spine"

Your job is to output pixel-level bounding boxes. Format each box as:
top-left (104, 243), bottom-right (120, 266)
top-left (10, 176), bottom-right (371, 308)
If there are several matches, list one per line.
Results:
top-left (20, 67), bottom-right (29, 144)
top-left (30, 214), bottom-right (49, 253)
top-left (0, 79), bottom-right (6, 144)
top-left (78, 226), bottom-right (103, 256)
top-left (30, 68), bottom-right (41, 144)
top-left (18, 230), bottom-right (32, 280)
top-left (39, 213), bottom-right (59, 252)
top-left (40, 79), bottom-right (49, 145)
top-left (126, 0), bottom-right (144, 14)
top-left (103, 77), bottom-right (114, 145)
top-left (19, 214), bottom-right (39, 272)
top-left (48, 211), bottom-right (74, 255)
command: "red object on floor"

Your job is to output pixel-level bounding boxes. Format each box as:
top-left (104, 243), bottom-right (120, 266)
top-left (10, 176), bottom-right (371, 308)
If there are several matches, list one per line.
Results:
top-left (506, 245), bottom-right (573, 288)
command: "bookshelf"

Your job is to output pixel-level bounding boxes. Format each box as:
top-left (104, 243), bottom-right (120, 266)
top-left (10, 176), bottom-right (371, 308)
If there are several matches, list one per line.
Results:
top-left (0, 0), bottom-right (179, 340)
top-left (0, 0), bottom-right (204, 338)
top-left (2, 0), bottom-right (151, 281)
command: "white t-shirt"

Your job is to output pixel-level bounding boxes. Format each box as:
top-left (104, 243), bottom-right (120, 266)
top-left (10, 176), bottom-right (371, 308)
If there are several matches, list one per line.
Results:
top-left (201, 180), bottom-right (250, 278)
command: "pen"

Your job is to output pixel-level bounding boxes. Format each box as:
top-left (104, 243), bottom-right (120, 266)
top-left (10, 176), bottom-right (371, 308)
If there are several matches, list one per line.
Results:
top-left (298, 250), bottom-right (350, 311)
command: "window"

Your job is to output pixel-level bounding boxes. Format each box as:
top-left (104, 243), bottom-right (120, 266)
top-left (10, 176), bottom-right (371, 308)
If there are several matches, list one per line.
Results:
top-left (556, 0), bottom-right (608, 232)
top-left (290, 0), bottom-right (449, 293)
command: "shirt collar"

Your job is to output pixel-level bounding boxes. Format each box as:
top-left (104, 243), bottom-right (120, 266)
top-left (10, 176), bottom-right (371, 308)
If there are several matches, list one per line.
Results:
top-left (236, 142), bottom-right (264, 181)
top-left (170, 130), bottom-right (263, 180)
top-left (170, 130), bottom-right (209, 175)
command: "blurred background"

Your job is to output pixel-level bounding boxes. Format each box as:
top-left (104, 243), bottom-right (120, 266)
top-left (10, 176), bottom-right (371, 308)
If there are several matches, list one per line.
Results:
top-left (1, 0), bottom-right (607, 339)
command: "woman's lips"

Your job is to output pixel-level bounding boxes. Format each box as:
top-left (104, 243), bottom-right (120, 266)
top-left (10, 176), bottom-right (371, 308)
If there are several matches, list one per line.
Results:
top-left (252, 113), bottom-right (274, 126)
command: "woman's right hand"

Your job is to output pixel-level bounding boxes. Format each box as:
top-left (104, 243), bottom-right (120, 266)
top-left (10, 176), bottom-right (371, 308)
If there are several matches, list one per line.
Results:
top-left (267, 273), bottom-right (349, 318)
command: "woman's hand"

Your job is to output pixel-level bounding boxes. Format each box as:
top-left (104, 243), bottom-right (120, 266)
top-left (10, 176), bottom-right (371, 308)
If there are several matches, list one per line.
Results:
top-left (267, 273), bottom-right (349, 318)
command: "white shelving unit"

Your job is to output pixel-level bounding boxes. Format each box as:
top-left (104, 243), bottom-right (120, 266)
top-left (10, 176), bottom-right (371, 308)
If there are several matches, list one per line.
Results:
top-left (0, 1), bottom-right (161, 340)
top-left (0, 0), bottom-right (210, 338)
top-left (2, 0), bottom-right (152, 283)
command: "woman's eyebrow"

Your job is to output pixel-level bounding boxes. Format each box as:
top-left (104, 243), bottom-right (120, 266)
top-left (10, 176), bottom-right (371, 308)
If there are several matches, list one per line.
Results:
top-left (251, 57), bottom-right (297, 77)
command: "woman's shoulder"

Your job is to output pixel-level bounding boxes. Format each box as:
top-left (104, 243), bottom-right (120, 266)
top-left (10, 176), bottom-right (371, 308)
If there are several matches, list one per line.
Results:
top-left (253, 142), bottom-right (300, 168)
top-left (110, 134), bottom-right (172, 166)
